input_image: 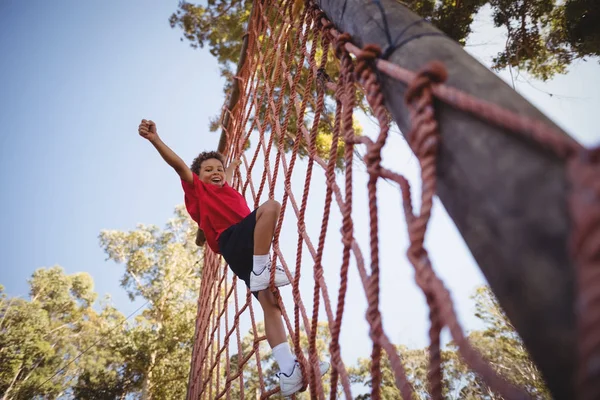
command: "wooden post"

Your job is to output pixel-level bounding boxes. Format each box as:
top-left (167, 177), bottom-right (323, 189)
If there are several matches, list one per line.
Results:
top-left (318, 0), bottom-right (576, 398)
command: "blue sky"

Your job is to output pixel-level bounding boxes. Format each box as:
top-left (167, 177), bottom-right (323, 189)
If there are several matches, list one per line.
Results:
top-left (1, 0), bottom-right (599, 383)
top-left (0, 0), bottom-right (226, 308)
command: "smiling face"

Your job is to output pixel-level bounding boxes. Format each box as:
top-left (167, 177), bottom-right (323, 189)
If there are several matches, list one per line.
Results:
top-left (198, 158), bottom-right (226, 187)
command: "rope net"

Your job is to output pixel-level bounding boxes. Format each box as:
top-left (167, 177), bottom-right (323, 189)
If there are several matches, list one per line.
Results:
top-left (187, 0), bottom-right (600, 399)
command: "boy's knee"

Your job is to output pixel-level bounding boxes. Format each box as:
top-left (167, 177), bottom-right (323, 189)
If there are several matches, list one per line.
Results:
top-left (266, 199), bottom-right (281, 210)
top-left (263, 199), bottom-right (281, 215)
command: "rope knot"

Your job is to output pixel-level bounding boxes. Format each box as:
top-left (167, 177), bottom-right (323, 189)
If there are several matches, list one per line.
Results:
top-left (356, 43), bottom-right (381, 68)
top-left (405, 61), bottom-right (447, 105)
top-left (312, 8), bottom-right (330, 29)
top-left (360, 44), bottom-right (383, 60)
top-left (341, 224), bottom-right (354, 245)
top-left (365, 147), bottom-right (382, 175)
top-left (354, 44), bottom-right (382, 79)
top-left (403, 61), bottom-right (446, 158)
top-left (335, 33), bottom-right (352, 58)
top-left (341, 235), bottom-right (353, 247)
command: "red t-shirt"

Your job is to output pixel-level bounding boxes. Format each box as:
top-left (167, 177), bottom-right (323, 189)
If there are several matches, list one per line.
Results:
top-left (182, 174), bottom-right (251, 253)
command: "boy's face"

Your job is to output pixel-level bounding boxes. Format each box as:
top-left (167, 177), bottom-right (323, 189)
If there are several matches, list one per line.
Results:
top-left (199, 158), bottom-right (225, 187)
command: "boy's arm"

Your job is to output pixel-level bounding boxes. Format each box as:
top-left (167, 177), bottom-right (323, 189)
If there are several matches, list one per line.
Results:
top-left (150, 137), bottom-right (194, 184)
top-left (226, 159), bottom-right (242, 185)
top-left (139, 119), bottom-right (193, 184)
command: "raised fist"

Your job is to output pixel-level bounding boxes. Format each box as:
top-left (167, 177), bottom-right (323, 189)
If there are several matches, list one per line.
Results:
top-left (138, 119), bottom-right (158, 142)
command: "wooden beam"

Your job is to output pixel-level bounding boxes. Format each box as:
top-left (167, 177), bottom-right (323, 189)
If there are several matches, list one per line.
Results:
top-left (318, 0), bottom-right (576, 398)
top-left (218, 30), bottom-right (250, 154)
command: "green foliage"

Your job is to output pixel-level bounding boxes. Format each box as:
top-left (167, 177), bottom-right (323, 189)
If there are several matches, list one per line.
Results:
top-left (456, 286), bottom-right (551, 399)
top-left (96, 204), bottom-right (203, 399)
top-left (72, 369), bottom-right (127, 400)
top-left (349, 285), bottom-right (551, 399)
top-left (169, 0), bottom-right (251, 67)
top-left (551, 0), bottom-right (600, 59)
top-left (168, 0), bottom-right (597, 173)
top-left (1, 206), bottom-right (203, 400)
top-left (403, 0), bottom-right (489, 45)
top-left (170, 0), bottom-right (599, 83)
top-left (476, 0), bottom-right (598, 80)
top-left (487, 0), bottom-right (571, 80)
top-left (0, 267), bottom-right (112, 400)
top-left (350, 344), bottom-right (456, 400)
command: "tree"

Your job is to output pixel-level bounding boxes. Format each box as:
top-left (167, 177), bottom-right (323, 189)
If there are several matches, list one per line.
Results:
top-left (487, 0), bottom-right (570, 81)
top-left (490, 0), bottom-right (600, 81)
top-left (71, 301), bottom-right (133, 400)
top-left (402, 0), bottom-right (489, 45)
top-left (553, 0), bottom-right (600, 58)
top-left (170, 0), bottom-right (598, 82)
top-left (0, 268), bottom-right (112, 400)
top-left (1, 206), bottom-right (204, 399)
top-left (350, 344), bottom-right (453, 400)
top-left (349, 285), bottom-right (551, 399)
top-left (0, 284), bottom-right (52, 400)
top-left (97, 204), bottom-right (203, 400)
top-left (452, 286), bottom-right (551, 399)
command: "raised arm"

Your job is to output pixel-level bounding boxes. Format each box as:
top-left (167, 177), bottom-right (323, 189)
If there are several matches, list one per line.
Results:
top-left (138, 119), bottom-right (193, 184)
top-left (226, 159), bottom-right (242, 185)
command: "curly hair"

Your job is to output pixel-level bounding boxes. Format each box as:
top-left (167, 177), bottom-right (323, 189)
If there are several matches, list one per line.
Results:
top-left (190, 151), bottom-right (225, 175)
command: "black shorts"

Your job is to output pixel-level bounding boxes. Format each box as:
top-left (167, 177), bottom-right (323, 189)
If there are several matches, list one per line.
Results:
top-left (218, 209), bottom-right (259, 298)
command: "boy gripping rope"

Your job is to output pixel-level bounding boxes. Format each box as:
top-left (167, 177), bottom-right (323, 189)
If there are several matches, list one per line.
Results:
top-left (138, 119), bottom-right (328, 396)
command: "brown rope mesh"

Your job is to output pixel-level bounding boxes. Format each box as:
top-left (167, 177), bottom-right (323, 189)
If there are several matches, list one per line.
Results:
top-left (187, 0), bottom-right (600, 399)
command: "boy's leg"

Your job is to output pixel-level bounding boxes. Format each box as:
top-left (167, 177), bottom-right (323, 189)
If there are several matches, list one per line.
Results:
top-left (257, 289), bottom-right (286, 346)
top-left (254, 199), bottom-right (281, 255)
top-left (257, 289), bottom-right (295, 375)
top-left (249, 200), bottom-right (290, 292)
top-left (252, 202), bottom-right (330, 394)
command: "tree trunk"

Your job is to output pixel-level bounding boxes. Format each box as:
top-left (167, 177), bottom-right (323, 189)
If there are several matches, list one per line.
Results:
top-left (2, 364), bottom-right (22, 400)
top-left (141, 350), bottom-right (157, 400)
top-left (317, 0), bottom-right (576, 398)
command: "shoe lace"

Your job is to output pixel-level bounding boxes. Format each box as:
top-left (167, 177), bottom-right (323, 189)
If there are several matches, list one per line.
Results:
top-left (264, 260), bottom-right (286, 273)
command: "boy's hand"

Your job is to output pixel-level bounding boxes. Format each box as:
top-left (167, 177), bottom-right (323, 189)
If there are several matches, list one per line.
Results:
top-left (226, 158), bottom-right (242, 185)
top-left (139, 119), bottom-right (159, 142)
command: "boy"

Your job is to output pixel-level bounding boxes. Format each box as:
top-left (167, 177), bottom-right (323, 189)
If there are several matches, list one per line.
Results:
top-left (138, 119), bottom-right (329, 396)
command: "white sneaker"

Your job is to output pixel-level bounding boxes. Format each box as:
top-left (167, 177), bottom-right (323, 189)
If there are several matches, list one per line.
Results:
top-left (249, 261), bottom-right (291, 292)
top-left (278, 360), bottom-right (330, 397)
